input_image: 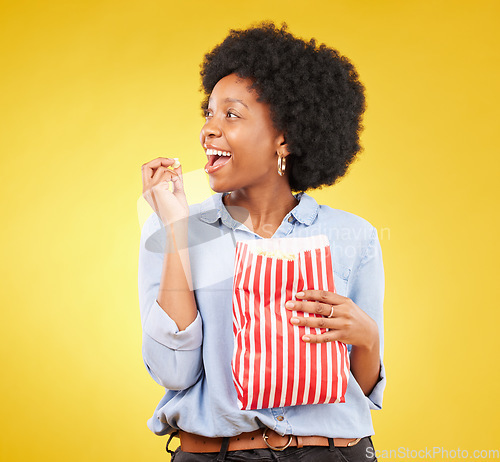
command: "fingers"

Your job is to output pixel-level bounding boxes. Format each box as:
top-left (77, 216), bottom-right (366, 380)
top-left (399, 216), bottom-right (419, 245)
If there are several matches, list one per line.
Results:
top-left (285, 300), bottom-right (347, 319)
top-left (295, 290), bottom-right (347, 305)
top-left (285, 299), bottom-right (343, 318)
top-left (140, 157), bottom-right (189, 226)
top-left (170, 164), bottom-right (184, 194)
top-left (151, 165), bottom-right (177, 183)
top-left (290, 315), bottom-right (346, 330)
top-left (302, 331), bottom-right (343, 344)
top-left (141, 157), bottom-right (180, 192)
top-left (153, 165), bottom-right (185, 198)
top-left (142, 158), bottom-right (184, 193)
top-left (141, 157), bottom-right (185, 218)
top-left (141, 157), bottom-right (177, 180)
top-left (285, 290), bottom-right (352, 344)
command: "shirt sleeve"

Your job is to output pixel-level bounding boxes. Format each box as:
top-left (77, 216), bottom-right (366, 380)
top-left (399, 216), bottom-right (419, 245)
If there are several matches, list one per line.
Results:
top-left (348, 226), bottom-right (386, 410)
top-left (138, 212), bottom-right (203, 391)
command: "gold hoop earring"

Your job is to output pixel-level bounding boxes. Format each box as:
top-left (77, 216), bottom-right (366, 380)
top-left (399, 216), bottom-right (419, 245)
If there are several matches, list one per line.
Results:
top-left (277, 155), bottom-right (286, 176)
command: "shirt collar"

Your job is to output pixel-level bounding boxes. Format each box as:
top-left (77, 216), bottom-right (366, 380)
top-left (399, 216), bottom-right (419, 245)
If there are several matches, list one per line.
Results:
top-left (289, 192), bottom-right (319, 225)
top-left (198, 193), bottom-right (225, 225)
top-left (199, 191), bottom-right (319, 226)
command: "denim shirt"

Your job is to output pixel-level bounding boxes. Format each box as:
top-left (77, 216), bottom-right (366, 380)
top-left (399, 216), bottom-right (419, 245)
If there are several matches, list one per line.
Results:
top-left (138, 191), bottom-right (386, 438)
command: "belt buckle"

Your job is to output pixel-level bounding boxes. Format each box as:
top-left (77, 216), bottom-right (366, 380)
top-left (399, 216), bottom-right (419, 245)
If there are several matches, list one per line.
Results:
top-left (262, 428), bottom-right (293, 451)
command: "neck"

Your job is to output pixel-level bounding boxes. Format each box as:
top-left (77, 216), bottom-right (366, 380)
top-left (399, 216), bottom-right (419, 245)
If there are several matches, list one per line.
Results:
top-left (223, 184), bottom-right (299, 237)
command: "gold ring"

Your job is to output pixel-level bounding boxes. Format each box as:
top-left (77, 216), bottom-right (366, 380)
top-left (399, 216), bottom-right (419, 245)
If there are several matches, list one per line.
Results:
top-left (327, 306), bottom-right (334, 318)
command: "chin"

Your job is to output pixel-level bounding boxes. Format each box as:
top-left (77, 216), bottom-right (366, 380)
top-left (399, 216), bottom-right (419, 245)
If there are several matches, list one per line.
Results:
top-left (208, 180), bottom-right (232, 194)
top-left (210, 187), bottom-right (229, 194)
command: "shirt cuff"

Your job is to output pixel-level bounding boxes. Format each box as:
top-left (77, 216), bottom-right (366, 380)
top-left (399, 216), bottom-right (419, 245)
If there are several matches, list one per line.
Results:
top-left (366, 360), bottom-right (386, 410)
top-left (144, 300), bottom-right (203, 351)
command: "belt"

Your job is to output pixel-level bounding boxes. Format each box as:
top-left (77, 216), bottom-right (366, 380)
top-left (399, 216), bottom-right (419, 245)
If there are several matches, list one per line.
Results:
top-left (178, 429), bottom-right (362, 453)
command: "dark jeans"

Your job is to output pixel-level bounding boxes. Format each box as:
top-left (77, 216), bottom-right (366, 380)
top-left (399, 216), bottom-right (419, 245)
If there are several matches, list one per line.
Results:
top-left (168, 436), bottom-right (377, 462)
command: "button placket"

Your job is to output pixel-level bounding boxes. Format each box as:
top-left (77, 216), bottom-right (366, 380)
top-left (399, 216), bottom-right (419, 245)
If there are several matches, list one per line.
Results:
top-left (271, 407), bottom-right (290, 434)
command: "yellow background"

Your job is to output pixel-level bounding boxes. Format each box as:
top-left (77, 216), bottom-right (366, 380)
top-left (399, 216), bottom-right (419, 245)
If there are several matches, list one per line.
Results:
top-left (1, 0), bottom-right (499, 460)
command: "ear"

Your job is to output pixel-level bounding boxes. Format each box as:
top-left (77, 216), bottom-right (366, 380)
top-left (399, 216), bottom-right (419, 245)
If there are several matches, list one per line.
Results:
top-left (276, 134), bottom-right (290, 158)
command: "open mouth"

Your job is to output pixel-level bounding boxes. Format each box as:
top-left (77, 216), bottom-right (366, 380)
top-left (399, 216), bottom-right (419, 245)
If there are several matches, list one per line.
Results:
top-left (204, 148), bottom-right (232, 173)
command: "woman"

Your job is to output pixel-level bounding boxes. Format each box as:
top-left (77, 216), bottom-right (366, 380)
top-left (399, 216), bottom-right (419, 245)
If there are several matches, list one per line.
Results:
top-left (139, 21), bottom-right (385, 461)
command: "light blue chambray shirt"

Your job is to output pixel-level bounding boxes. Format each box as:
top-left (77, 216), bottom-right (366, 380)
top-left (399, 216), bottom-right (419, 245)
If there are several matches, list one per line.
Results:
top-left (138, 191), bottom-right (386, 439)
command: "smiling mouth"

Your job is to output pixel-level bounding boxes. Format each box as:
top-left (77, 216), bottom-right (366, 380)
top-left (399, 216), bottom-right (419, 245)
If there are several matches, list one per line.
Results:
top-left (204, 148), bottom-right (232, 173)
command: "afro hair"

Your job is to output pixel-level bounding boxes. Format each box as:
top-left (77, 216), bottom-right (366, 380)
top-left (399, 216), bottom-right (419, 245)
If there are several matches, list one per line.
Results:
top-left (200, 21), bottom-right (366, 192)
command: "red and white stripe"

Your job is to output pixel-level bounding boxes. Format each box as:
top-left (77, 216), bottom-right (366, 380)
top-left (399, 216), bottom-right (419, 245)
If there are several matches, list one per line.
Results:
top-left (232, 235), bottom-right (350, 410)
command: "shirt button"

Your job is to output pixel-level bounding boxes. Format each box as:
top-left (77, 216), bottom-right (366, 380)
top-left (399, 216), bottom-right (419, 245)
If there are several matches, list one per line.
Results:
top-left (276, 416), bottom-right (284, 421)
top-left (288, 216), bottom-right (293, 223)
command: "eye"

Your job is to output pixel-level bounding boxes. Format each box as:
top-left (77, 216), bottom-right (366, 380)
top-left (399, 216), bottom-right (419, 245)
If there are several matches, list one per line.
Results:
top-left (227, 111), bottom-right (238, 118)
top-left (204, 109), bottom-right (213, 118)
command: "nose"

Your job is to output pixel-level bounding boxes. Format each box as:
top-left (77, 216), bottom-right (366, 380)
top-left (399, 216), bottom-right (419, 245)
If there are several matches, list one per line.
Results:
top-left (200, 114), bottom-right (222, 142)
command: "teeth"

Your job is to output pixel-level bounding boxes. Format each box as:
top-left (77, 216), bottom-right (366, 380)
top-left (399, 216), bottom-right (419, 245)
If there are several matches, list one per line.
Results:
top-left (206, 148), bottom-right (231, 156)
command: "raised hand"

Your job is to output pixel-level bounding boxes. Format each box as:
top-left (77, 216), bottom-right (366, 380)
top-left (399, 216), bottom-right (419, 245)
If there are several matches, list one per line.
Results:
top-left (141, 157), bottom-right (189, 227)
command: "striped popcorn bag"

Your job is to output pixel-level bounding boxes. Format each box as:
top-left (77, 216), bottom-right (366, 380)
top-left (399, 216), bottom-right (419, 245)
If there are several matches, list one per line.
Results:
top-left (231, 235), bottom-right (350, 411)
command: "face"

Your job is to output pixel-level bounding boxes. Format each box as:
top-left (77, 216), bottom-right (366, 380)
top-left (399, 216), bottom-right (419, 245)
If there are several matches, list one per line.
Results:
top-left (200, 73), bottom-right (286, 193)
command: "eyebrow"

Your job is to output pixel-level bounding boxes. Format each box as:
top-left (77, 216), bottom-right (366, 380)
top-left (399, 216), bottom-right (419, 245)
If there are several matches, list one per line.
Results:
top-left (208, 97), bottom-right (249, 110)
